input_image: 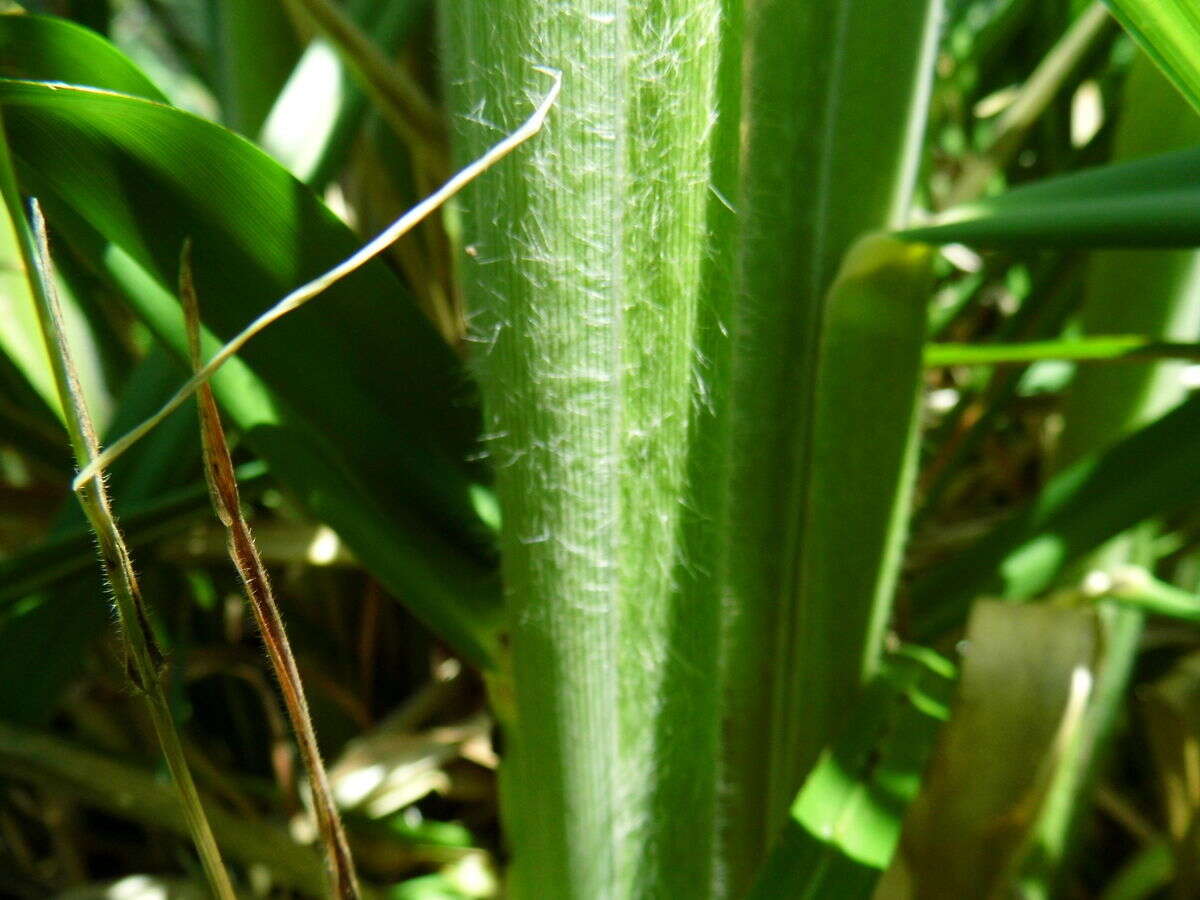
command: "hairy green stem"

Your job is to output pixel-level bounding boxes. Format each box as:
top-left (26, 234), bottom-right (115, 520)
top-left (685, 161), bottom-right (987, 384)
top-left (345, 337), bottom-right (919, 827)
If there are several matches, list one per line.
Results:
top-left (442, 3), bottom-right (733, 896)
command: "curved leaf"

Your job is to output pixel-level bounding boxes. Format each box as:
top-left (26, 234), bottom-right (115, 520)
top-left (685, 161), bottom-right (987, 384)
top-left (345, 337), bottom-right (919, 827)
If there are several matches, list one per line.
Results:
top-left (0, 14), bottom-right (167, 102)
top-left (0, 79), bottom-right (500, 665)
top-left (0, 14), bottom-right (155, 427)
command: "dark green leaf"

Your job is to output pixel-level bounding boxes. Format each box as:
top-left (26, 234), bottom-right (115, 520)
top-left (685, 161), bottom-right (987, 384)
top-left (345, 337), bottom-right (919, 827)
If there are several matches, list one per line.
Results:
top-left (0, 78), bottom-right (501, 665)
top-left (0, 13), bottom-right (166, 101)
top-left (903, 146), bottom-right (1200, 249)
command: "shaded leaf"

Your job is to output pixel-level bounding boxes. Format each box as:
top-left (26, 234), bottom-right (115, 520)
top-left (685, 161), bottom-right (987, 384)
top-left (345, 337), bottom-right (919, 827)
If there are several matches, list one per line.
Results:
top-left (910, 391), bottom-right (1200, 639)
top-left (0, 78), bottom-right (500, 664)
top-left (0, 719), bottom-right (328, 896)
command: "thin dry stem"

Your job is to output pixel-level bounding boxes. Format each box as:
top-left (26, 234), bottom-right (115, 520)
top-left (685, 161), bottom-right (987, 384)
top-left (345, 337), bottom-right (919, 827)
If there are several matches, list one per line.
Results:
top-left (182, 244), bottom-right (360, 900)
top-left (73, 67), bottom-right (562, 491)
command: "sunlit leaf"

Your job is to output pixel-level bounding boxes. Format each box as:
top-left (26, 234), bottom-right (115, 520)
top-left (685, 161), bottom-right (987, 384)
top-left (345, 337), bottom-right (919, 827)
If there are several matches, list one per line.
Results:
top-left (0, 77), bottom-right (500, 665)
top-left (1102, 0), bottom-right (1200, 114)
top-left (903, 146), bottom-right (1200, 249)
top-left (748, 648), bottom-right (955, 899)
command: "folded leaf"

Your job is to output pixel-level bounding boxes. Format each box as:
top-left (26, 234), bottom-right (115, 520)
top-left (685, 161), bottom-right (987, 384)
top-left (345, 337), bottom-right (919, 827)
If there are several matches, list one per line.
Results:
top-left (880, 601), bottom-right (1099, 899)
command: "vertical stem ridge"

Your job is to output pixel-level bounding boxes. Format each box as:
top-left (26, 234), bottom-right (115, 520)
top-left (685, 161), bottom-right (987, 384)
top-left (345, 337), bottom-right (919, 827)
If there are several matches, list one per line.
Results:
top-left (442, 2), bottom-right (730, 896)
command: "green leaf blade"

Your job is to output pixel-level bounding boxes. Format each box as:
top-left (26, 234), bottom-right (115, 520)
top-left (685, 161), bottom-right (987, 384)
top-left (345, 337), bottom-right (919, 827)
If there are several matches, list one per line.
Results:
top-left (1103, 0), bottom-right (1200, 114)
top-left (903, 147), bottom-right (1200, 249)
top-left (748, 648), bottom-right (955, 900)
top-left (0, 13), bottom-right (168, 102)
top-left (0, 77), bottom-right (501, 665)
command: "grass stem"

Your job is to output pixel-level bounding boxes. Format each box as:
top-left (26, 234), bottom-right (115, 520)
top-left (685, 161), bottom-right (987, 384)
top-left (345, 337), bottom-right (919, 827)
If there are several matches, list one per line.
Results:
top-left (25, 199), bottom-right (237, 900)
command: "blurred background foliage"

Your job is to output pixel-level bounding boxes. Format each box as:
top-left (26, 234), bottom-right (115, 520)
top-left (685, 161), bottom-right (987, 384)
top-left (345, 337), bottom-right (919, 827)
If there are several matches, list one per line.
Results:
top-left (1, 0), bottom-right (1200, 897)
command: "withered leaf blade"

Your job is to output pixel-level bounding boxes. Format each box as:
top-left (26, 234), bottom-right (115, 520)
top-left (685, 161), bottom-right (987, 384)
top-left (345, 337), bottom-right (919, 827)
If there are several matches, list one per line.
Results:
top-left (180, 246), bottom-right (361, 900)
top-left (877, 601), bottom-right (1099, 899)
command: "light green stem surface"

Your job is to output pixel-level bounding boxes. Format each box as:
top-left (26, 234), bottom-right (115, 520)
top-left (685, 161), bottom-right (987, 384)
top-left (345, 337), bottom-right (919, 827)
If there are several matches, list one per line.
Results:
top-left (442, 3), bottom-right (734, 897)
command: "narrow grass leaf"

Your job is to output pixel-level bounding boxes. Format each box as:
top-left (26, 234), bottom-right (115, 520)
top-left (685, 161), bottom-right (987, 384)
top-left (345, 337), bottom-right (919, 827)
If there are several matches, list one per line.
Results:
top-left (1102, 0), bottom-right (1200, 113)
top-left (0, 78), bottom-right (483, 542)
top-left (182, 244), bottom-right (360, 900)
top-left (722, 3), bottom-right (942, 882)
top-left (0, 348), bottom-right (203, 725)
top-left (924, 335), bottom-right (1200, 367)
top-left (0, 168), bottom-right (60, 419)
top-left (769, 234), bottom-right (935, 828)
top-left (902, 146), bottom-right (1200, 249)
top-left (19, 194), bottom-right (235, 900)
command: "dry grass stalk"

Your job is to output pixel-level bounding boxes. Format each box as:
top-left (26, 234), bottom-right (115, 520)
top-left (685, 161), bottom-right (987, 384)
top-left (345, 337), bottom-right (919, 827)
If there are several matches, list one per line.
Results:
top-left (181, 244), bottom-right (360, 899)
